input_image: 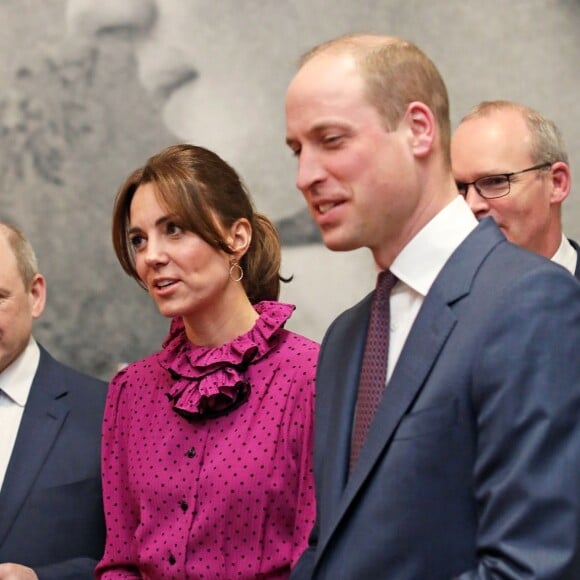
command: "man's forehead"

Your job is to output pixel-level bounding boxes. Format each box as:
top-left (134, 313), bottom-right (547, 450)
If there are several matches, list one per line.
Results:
top-left (463, 109), bottom-right (528, 137)
top-left (287, 56), bottom-right (365, 113)
top-left (0, 231), bottom-right (11, 255)
top-left (0, 237), bottom-right (20, 284)
top-left (455, 112), bottom-right (531, 153)
top-left (294, 51), bottom-right (358, 85)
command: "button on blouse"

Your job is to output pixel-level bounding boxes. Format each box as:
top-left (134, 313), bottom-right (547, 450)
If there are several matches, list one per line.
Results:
top-left (96, 301), bottom-right (318, 579)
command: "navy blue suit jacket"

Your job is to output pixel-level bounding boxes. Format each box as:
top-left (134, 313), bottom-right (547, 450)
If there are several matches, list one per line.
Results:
top-left (292, 219), bottom-right (580, 579)
top-left (0, 346), bottom-right (107, 580)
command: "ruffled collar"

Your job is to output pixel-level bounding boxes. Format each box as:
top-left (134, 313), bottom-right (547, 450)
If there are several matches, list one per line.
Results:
top-left (157, 301), bottom-right (294, 419)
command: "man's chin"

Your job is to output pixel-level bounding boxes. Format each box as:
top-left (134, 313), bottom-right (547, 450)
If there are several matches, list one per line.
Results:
top-left (321, 233), bottom-right (362, 253)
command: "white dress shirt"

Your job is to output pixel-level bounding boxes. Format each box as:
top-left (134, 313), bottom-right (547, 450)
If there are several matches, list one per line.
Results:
top-left (0, 337), bottom-right (40, 491)
top-left (386, 196), bottom-right (478, 382)
top-left (551, 234), bottom-right (578, 275)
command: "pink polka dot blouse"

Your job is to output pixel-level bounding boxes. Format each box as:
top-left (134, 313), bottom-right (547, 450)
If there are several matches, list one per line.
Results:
top-left (95, 301), bottom-right (318, 579)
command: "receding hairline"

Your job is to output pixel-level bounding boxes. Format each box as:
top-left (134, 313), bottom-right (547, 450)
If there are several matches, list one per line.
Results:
top-left (0, 222), bottom-right (19, 252)
top-left (298, 33), bottom-right (409, 67)
top-left (0, 221), bottom-right (40, 287)
top-left (458, 99), bottom-right (569, 166)
top-left (292, 32), bottom-right (452, 167)
top-left (460, 100), bottom-right (529, 123)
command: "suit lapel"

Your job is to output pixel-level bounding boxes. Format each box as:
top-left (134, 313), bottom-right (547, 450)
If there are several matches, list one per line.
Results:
top-left (567, 238), bottom-right (580, 279)
top-left (340, 286), bottom-right (456, 508)
top-left (314, 219), bottom-right (505, 566)
top-left (315, 297), bottom-right (372, 529)
top-left (0, 349), bottom-right (69, 547)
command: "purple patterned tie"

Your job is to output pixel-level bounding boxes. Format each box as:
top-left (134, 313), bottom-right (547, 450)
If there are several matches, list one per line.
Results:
top-left (350, 270), bottom-right (398, 472)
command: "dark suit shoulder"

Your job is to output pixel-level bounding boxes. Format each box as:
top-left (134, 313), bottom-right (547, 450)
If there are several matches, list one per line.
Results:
top-left (481, 236), bottom-right (576, 286)
top-left (37, 345), bottom-right (107, 385)
top-left (436, 220), bottom-right (575, 305)
top-left (35, 344), bottom-right (107, 407)
top-left (321, 291), bottom-right (373, 344)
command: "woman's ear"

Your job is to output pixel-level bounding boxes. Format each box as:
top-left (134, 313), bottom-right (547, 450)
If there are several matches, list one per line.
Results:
top-left (226, 218), bottom-right (252, 258)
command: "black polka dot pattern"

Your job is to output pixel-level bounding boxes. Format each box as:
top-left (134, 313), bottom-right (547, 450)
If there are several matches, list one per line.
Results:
top-left (96, 301), bottom-right (318, 579)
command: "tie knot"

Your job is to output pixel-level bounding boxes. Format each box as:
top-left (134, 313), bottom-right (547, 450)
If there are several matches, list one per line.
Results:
top-left (376, 269), bottom-right (398, 297)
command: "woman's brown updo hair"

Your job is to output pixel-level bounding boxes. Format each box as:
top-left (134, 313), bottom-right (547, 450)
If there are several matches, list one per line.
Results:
top-left (112, 144), bottom-right (283, 303)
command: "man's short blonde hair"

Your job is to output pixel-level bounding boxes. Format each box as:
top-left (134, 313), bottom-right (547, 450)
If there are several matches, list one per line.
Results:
top-left (300, 34), bottom-right (452, 166)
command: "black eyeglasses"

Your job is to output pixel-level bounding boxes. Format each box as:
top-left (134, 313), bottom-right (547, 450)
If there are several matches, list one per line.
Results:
top-left (456, 162), bottom-right (552, 199)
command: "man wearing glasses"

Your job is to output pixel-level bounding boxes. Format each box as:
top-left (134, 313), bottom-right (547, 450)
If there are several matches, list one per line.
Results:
top-left (451, 100), bottom-right (579, 278)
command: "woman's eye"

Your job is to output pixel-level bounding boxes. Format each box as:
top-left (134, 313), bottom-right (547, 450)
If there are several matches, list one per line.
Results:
top-left (129, 235), bottom-right (144, 249)
top-left (167, 222), bottom-right (183, 235)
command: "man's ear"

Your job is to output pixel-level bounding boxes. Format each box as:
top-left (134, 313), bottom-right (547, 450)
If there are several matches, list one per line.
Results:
top-left (29, 273), bottom-right (46, 319)
top-left (402, 101), bottom-right (435, 158)
top-left (225, 218), bottom-right (252, 258)
top-left (549, 161), bottom-right (571, 205)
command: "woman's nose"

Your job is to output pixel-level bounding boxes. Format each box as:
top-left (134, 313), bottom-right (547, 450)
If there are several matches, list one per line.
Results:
top-left (142, 238), bottom-right (169, 268)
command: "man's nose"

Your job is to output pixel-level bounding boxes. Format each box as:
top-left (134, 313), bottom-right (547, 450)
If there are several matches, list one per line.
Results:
top-left (464, 184), bottom-right (490, 216)
top-left (295, 149), bottom-right (326, 195)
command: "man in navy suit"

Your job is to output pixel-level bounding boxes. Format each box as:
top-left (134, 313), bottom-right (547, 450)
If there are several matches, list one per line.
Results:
top-left (452, 100), bottom-right (580, 279)
top-left (0, 222), bottom-right (106, 580)
top-left (285, 35), bottom-right (580, 578)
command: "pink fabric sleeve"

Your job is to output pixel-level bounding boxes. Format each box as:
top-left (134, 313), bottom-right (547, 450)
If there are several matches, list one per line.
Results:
top-left (95, 370), bottom-right (142, 579)
top-left (290, 359), bottom-right (317, 568)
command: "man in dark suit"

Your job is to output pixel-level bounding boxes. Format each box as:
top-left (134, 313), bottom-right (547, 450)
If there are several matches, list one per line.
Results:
top-left (0, 222), bottom-right (106, 580)
top-left (285, 34), bottom-right (580, 578)
top-left (452, 100), bottom-right (580, 278)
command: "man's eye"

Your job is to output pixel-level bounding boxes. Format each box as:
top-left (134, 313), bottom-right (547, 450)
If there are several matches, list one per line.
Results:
top-left (479, 176), bottom-right (508, 188)
top-left (287, 142), bottom-right (301, 157)
top-left (323, 135), bottom-right (342, 146)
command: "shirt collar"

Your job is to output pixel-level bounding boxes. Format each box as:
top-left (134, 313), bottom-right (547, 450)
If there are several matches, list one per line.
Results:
top-left (390, 196), bottom-right (478, 297)
top-left (551, 234), bottom-right (578, 275)
top-left (0, 337), bottom-right (40, 406)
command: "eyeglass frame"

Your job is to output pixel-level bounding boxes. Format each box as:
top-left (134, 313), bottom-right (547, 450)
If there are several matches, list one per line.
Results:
top-left (456, 162), bottom-right (553, 199)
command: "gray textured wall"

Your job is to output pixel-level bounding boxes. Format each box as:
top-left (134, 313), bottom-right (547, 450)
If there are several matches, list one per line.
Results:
top-left (1, 0), bottom-right (579, 380)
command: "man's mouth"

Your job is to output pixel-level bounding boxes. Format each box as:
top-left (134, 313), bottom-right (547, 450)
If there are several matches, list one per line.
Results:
top-left (317, 202), bottom-right (339, 215)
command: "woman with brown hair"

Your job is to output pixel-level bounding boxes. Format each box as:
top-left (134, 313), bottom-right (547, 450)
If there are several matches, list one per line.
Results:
top-left (96, 144), bottom-right (318, 579)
